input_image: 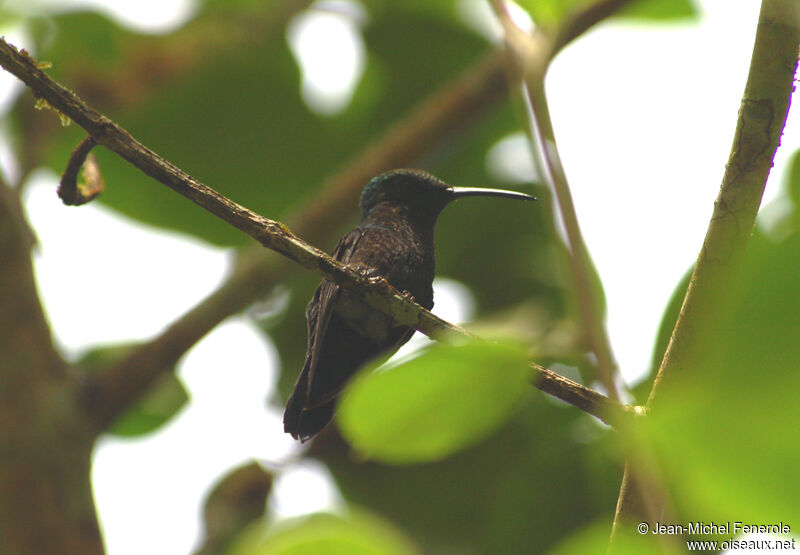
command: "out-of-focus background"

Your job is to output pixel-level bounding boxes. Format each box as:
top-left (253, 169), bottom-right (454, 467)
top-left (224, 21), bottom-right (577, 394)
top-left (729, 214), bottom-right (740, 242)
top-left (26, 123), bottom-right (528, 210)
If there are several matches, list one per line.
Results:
top-left (2, 0), bottom-right (799, 553)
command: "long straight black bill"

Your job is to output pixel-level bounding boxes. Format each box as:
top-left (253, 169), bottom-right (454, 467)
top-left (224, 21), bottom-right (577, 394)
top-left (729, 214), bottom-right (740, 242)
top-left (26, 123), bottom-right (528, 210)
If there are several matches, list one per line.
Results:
top-left (449, 186), bottom-right (536, 201)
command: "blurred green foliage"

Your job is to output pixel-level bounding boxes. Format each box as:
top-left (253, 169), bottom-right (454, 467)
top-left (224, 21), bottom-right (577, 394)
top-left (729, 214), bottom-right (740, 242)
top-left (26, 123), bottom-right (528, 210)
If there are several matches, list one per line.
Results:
top-left (646, 172), bottom-right (800, 529)
top-left (200, 462), bottom-right (274, 555)
top-left (77, 343), bottom-right (188, 437)
top-left (516, 0), bottom-right (696, 32)
top-left (338, 341), bottom-right (533, 463)
top-left (311, 395), bottom-right (622, 554)
top-left (9, 0), bottom-right (797, 554)
top-left (231, 511), bottom-right (419, 555)
top-left (624, 148), bottom-right (800, 544)
top-left (549, 519), bottom-right (664, 554)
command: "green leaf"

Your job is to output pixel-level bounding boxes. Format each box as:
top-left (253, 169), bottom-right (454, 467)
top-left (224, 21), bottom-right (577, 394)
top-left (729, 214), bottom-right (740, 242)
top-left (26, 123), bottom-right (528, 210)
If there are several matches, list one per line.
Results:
top-left (516, 0), bottom-right (696, 29)
top-left (202, 462), bottom-right (272, 554)
top-left (364, 0), bottom-right (458, 21)
top-left (25, 9), bottom-right (341, 246)
top-left (646, 226), bottom-right (800, 527)
top-left (338, 341), bottom-right (532, 463)
top-left (617, 0), bottom-right (697, 21)
top-left (108, 371), bottom-right (189, 437)
top-left (318, 394), bottom-right (621, 553)
top-left (549, 519), bottom-right (663, 555)
top-left (515, 0), bottom-right (584, 29)
top-left (230, 511), bottom-right (420, 555)
top-left (29, 6), bottom-right (498, 247)
top-left (0, 9), bottom-right (22, 30)
top-left (78, 344), bottom-right (188, 437)
top-left (787, 148), bottom-right (800, 207)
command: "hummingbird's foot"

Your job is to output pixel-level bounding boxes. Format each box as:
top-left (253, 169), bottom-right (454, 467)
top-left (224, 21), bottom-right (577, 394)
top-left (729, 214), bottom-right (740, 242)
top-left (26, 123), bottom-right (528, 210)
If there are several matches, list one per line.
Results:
top-left (398, 289), bottom-right (416, 303)
top-left (352, 265), bottom-right (388, 287)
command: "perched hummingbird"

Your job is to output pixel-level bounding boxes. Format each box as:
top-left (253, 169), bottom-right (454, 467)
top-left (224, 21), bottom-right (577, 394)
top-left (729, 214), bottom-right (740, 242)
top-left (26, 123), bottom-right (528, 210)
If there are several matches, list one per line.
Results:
top-left (284, 169), bottom-right (535, 441)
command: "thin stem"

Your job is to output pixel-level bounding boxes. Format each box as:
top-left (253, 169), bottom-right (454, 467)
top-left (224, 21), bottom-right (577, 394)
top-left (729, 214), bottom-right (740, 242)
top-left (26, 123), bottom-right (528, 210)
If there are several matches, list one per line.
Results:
top-left (489, 0), bottom-right (635, 400)
top-left (532, 363), bottom-right (640, 427)
top-left (522, 79), bottom-right (620, 401)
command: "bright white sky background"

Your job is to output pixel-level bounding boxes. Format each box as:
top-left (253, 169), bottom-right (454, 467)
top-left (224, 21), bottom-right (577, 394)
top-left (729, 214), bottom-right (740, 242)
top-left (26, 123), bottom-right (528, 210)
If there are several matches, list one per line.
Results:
top-left (2, 0), bottom-right (797, 553)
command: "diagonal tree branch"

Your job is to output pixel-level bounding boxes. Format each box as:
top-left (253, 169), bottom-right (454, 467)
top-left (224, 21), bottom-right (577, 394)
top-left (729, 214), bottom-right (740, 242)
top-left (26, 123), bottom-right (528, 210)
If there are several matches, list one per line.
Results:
top-left (0, 38), bottom-right (636, 432)
top-left (84, 50), bottom-right (512, 429)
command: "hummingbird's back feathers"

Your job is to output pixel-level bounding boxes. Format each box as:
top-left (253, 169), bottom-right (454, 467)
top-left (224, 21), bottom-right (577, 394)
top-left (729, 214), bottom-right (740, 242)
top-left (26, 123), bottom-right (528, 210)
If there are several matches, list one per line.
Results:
top-left (283, 169), bottom-right (534, 441)
top-left (283, 225), bottom-right (426, 441)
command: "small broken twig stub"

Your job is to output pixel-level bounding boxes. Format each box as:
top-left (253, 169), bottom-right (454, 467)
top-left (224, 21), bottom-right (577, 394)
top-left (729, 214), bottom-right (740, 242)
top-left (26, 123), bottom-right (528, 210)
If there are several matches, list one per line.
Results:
top-left (58, 136), bottom-right (104, 206)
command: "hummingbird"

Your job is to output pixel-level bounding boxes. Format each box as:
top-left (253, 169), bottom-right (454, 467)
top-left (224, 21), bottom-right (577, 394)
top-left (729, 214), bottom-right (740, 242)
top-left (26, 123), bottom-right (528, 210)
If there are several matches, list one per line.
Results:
top-left (284, 169), bottom-right (535, 441)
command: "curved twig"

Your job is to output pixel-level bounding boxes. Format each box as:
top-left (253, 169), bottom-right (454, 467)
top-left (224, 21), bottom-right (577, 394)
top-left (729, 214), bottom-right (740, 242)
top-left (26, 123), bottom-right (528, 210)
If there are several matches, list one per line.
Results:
top-left (57, 136), bottom-right (104, 205)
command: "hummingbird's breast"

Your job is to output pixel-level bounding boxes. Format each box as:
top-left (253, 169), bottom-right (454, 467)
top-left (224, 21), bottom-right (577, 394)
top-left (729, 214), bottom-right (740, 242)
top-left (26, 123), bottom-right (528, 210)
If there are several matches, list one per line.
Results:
top-left (330, 219), bottom-right (435, 346)
top-left (351, 219), bottom-right (436, 309)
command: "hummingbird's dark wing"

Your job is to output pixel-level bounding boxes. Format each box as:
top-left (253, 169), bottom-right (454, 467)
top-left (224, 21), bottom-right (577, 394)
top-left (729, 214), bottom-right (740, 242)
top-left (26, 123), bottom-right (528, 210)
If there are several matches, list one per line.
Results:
top-left (283, 226), bottom-right (415, 442)
top-left (282, 281), bottom-right (336, 443)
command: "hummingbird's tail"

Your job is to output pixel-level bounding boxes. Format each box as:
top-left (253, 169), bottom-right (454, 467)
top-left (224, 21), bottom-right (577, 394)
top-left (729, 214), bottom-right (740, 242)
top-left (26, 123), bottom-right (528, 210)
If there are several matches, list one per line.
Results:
top-left (283, 390), bottom-right (336, 442)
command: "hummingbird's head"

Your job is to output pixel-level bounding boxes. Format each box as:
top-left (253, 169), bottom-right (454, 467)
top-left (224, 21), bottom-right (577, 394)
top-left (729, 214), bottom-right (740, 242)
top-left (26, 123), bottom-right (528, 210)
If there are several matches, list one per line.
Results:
top-left (360, 169), bottom-right (452, 219)
top-left (360, 169), bottom-right (535, 221)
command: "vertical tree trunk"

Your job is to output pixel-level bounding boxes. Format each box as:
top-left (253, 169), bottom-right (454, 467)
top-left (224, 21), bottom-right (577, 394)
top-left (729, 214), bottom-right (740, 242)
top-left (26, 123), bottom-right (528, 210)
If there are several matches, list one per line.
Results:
top-left (0, 184), bottom-right (104, 553)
